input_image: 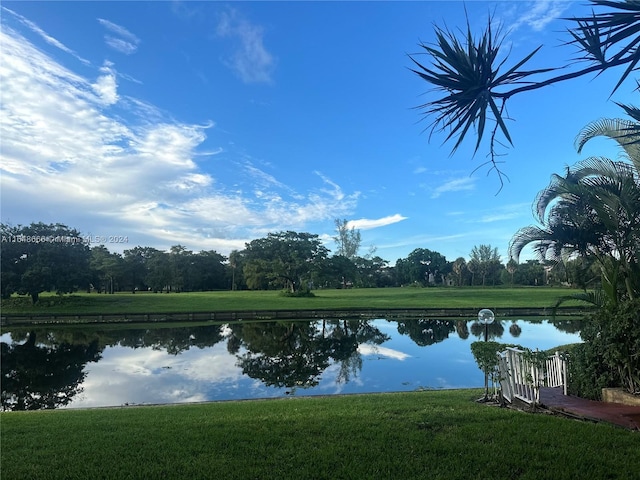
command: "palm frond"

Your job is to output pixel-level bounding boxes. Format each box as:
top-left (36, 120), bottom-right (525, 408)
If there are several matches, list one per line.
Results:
top-left (565, 0), bottom-right (640, 93)
top-left (574, 115), bottom-right (640, 173)
top-left (553, 290), bottom-right (608, 311)
top-left (410, 16), bottom-right (550, 156)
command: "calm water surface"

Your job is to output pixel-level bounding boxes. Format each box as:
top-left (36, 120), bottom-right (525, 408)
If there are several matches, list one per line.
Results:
top-left (0, 316), bottom-right (582, 410)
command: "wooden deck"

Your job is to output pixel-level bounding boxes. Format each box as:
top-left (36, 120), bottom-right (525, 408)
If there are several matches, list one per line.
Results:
top-left (539, 387), bottom-right (640, 431)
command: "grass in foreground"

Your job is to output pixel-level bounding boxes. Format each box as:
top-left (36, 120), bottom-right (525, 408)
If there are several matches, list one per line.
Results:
top-left (2, 390), bottom-right (638, 480)
top-left (1, 287), bottom-right (587, 315)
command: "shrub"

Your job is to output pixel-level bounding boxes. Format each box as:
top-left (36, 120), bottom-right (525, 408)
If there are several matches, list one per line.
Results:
top-left (470, 341), bottom-right (523, 395)
top-left (567, 298), bottom-right (640, 399)
top-left (278, 289), bottom-right (316, 298)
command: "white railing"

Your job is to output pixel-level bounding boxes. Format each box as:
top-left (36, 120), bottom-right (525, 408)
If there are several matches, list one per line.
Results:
top-left (497, 347), bottom-right (567, 405)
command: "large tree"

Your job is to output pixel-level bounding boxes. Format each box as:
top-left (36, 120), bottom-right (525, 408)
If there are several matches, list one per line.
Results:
top-left (242, 231), bottom-right (329, 292)
top-left (89, 246), bottom-right (124, 294)
top-left (0, 222), bottom-right (90, 303)
top-left (395, 248), bottom-right (450, 286)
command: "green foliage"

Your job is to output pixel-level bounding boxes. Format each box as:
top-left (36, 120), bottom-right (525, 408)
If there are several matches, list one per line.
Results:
top-left (1, 222), bottom-right (91, 303)
top-left (567, 343), bottom-right (617, 400)
top-left (568, 298), bottom-right (640, 398)
top-left (395, 248), bottom-right (450, 286)
top-left (469, 244), bottom-right (503, 286)
top-left (470, 341), bottom-right (524, 372)
top-left (243, 231), bottom-right (329, 292)
top-left (510, 116), bottom-right (640, 306)
top-left (278, 289), bottom-right (316, 298)
top-left (315, 255), bottom-right (357, 288)
top-left (470, 341), bottom-right (505, 374)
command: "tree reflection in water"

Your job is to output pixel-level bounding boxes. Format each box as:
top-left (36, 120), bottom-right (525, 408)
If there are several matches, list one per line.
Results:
top-left (1, 324), bottom-right (226, 411)
top-left (226, 319), bottom-right (389, 390)
top-left (395, 318), bottom-right (456, 346)
top-left (1, 331), bottom-right (102, 411)
top-left (0, 316), bottom-right (584, 409)
top-left (470, 321), bottom-right (505, 340)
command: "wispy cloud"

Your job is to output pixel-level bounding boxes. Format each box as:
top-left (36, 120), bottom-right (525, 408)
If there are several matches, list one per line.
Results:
top-left (1, 6), bottom-right (91, 65)
top-left (349, 214), bottom-right (407, 231)
top-left (477, 203), bottom-right (530, 223)
top-left (98, 18), bottom-right (140, 55)
top-left (506, 1), bottom-right (570, 33)
top-left (430, 177), bottom-right (476, 198)
top-left (0, 23), bottom-right (356, 254)
top-left (215, 9), bottom-right (276, 84)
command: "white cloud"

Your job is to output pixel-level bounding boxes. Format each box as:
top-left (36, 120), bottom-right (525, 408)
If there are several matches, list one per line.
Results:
top-left (1, 6), bottom-right (91, 65)
top-left (92, 62), bottom-right (118, 105)
top-left (97, 18), bottom-right (140, 54)
top-left (431, 177), bottom-right (476, 198)
top-left (506, 1), bottom-right (570, 33)
top-left (105, 36), bottom-right (138, 55)
top-left (216, 9), bottom-right (276, 84)
top-left (358, 344), bottom-right (410, 361)
top-left (0, 23), bottom-right (358, 255)
top-left (64, 343), bottom-right (246, 408)
top-left (348, 214), bottom-right (407, 231)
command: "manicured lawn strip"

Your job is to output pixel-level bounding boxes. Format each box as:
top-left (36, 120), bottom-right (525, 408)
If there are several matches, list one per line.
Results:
top-left (1, 287), bottom-right (586, 315)
top-left (2, 390), bottom-right (638, 480)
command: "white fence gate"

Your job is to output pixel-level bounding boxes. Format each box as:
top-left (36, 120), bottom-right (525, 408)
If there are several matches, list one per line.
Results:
top-left (497, 347), bottom-right (567, 405)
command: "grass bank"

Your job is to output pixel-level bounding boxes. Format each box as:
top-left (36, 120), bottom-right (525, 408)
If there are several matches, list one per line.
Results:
top-left (1, 286), bottom-right (586, 315)
top-left (1, 390), bottom-right (638, 480)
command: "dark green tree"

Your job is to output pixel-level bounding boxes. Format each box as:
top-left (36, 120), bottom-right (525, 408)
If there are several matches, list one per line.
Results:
top-left (145, 248), bottom-right (171, 292)
top-left (395, 248), bottom-right (450, 286)
top-left (242, 231), bottom-right (329, 292)
top-left (228, 249), bottom-right (244, 290)
top-left (192, 250), bottom-right (227, 291)
top-left (452, 257), bottom-right (468, 286)
top-left (122, 246), bottom-right (150, 291)
top-left (353, 255), bottom-right (391, 288)
top-left (509, 260), bottom-right (545, 286)
top-left (0, 222), bottom-right (90, 303)
top-left (316, 255), bottom-right (357, 289)
top-left (89, 245), bottom-right (124, 293)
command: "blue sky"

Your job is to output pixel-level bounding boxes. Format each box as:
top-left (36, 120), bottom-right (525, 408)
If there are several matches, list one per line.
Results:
top-left (1, 1), bottom-right (636, 265)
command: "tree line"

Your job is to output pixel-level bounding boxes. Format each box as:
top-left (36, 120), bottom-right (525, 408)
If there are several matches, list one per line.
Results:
top-left (1, 221), bottom-right (595, 304)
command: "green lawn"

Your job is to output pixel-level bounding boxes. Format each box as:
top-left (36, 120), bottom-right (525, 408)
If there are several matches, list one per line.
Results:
top-left (1, 390), bottom-right (638, 480)
top-left (1, 286), bottom-right (587, 315)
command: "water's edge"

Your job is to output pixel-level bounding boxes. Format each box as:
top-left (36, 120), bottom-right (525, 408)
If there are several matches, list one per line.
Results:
top-left (1, 306), bottom-right (589, 326)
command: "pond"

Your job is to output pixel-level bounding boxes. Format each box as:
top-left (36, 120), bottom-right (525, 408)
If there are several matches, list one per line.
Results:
top-left (0, 316), bottom-right (582, 410)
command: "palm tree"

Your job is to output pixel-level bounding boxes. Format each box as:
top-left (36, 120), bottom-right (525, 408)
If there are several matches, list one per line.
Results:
top-left (510, 117), bottom-right (640, 304)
